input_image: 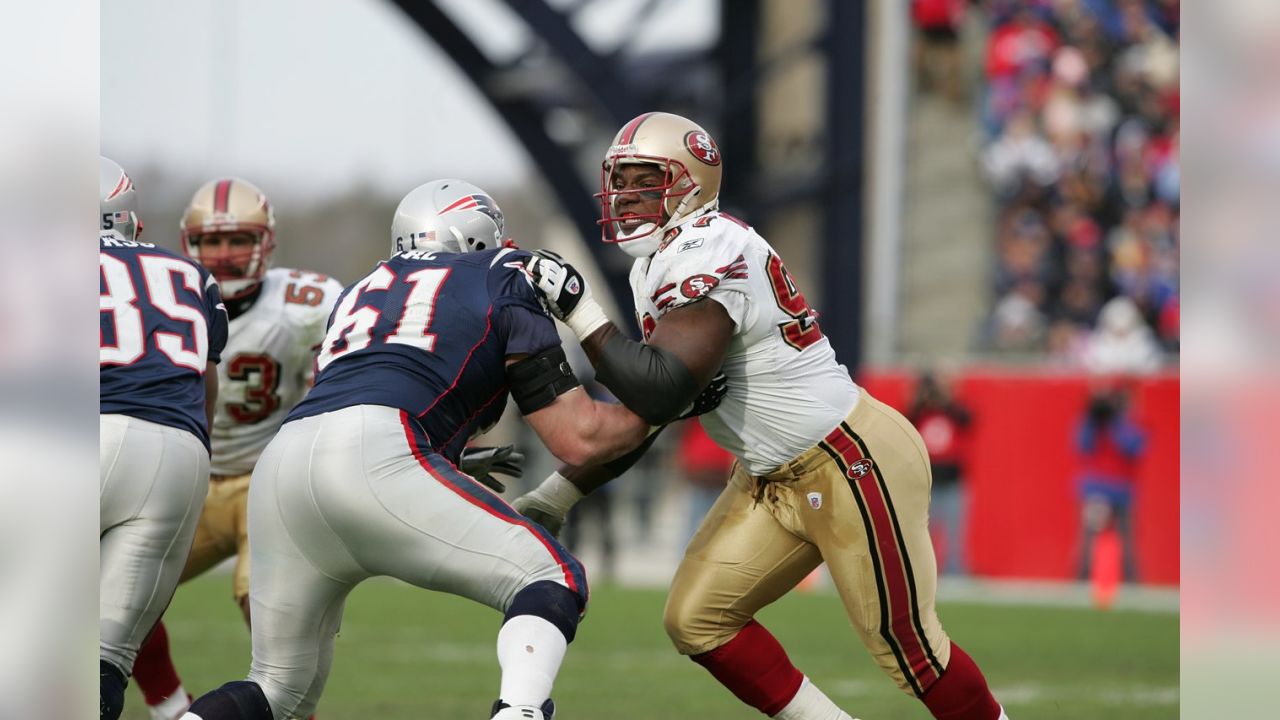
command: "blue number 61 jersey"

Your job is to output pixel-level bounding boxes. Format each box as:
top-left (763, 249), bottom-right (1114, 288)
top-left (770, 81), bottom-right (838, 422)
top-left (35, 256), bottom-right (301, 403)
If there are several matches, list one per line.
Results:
top-left (289, 247), bottom-right (564, 462)
top-left (99, 232), bottom-right (229, 448)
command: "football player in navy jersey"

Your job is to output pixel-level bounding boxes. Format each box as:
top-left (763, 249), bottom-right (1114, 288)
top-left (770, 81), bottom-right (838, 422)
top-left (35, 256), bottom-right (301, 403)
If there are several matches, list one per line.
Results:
top-left (180, 180), bottom-right (673, 720)
top-left (99, 157), bottom-right (229, 720)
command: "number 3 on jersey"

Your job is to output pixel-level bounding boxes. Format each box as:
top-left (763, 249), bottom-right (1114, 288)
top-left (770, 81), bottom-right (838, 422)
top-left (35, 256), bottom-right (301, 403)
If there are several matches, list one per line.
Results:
top-left (766, 253), bottom-right (824, 350)
top-left (316, 264), bottom-right (450, 371)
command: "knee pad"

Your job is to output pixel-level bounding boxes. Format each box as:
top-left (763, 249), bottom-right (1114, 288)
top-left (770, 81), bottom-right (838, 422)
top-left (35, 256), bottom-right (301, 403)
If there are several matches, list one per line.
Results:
top-left (504, 580), bottom-right (585, 643)
top-left (100, 660), bottom-right (127, 720)
top-left (186, 680), bottom-right (273, 719)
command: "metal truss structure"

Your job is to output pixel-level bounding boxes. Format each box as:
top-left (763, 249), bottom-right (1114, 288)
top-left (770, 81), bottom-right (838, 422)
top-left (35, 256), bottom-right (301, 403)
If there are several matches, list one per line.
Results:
top-left (391, 0), bottom-right (865, 364)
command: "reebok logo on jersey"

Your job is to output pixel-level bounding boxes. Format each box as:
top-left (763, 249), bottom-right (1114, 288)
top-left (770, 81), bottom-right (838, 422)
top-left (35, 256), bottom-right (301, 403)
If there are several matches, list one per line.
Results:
top-left (807, 492), bottom-right (823, 510)
top-left (678, 238), bottom-right (704, 253)
top-left (848, 458), bottom-right (874, 479)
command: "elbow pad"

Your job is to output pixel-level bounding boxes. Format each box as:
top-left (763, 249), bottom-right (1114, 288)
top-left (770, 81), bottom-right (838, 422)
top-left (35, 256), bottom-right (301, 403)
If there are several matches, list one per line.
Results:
top-left (507, 346), bottom-right (582, 414)
top-left (595, 332), bottom-right (699, 426)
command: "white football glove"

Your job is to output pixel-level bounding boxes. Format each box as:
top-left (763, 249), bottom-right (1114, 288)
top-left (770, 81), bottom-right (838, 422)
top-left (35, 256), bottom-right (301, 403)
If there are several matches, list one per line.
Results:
top-left (524, 250), bottom-right (610, 340)
top-left (510, 471), bottom-right (583, 537)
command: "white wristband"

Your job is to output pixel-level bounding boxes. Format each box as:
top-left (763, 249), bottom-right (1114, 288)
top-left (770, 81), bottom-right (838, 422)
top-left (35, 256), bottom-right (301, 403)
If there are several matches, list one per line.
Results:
top-left (565, 298), bottom-right (610, 341)
top-left (532, 471), bottom-right (585, 513)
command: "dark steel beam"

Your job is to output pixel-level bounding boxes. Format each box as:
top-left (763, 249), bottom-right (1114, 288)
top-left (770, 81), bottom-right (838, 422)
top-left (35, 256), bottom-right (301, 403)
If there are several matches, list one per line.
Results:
top-left (715, 0), bottom-right (760, 217)
top-left (389, 0), bottom-right (635, 320)
top-left (821, 0), bottom-right (866, 370)
top-left (500, 0), bottom-right (642, 123)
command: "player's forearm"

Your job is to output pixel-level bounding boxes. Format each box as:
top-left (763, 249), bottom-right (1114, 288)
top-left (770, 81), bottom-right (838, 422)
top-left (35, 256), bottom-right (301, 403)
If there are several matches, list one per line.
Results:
top-left (204, 361), bottom-right (218, 431)
top-left (580, 327), bottom-right (701, 426)
top-left (574, 400), bottom-right (651, 466)
top-left (579, 322), bottom-right (619, 365)
top-left (558, 462), bottom-right (621, 496)
top-left (558, 423), bottom-right (666, 495)
top-left (515, 424), bottom-right (658, 533)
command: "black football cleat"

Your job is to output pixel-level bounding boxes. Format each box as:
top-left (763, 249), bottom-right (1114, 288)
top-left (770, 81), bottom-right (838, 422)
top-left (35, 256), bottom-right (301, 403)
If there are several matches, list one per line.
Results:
top-left (489, 698), bottom-right (555, 720)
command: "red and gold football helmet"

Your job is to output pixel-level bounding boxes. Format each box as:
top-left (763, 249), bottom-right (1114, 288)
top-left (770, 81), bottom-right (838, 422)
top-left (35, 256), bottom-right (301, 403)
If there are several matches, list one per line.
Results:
top-left (597, 112), bottom-right (723, 258)
top-left (180, 178), bottom-right (276, 299)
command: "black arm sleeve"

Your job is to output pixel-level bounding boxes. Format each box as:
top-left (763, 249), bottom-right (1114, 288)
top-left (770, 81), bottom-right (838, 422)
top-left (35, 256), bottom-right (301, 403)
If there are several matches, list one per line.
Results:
top-left (506, 346), bottom-right (582, 415)
top-left (594, 332), bottom-right (700, 426)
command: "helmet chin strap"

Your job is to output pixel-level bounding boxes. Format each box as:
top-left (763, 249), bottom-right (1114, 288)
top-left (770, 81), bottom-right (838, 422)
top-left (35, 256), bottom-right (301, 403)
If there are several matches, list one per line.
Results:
top-left (219, 276), bottom-right (262, 299)
top-left (614, 195), bottom-right (723, 259)
top-left (616, 224), bottom-right (661, 258)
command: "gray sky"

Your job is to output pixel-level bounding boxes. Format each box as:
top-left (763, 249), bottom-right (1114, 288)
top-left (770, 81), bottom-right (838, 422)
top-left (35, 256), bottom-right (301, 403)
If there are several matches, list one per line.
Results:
top-left (102, 0), bottom-right (716, 204)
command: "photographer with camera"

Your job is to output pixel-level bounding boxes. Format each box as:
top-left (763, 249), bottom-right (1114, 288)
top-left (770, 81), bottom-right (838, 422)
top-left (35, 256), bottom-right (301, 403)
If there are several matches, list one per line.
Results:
top-left (1075, 382), bottom-right (1147, 585)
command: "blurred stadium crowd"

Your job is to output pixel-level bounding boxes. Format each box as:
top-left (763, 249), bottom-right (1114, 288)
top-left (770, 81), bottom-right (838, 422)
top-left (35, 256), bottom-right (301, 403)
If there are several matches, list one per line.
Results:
top-left (917, 0), bottom-right (1179, 371)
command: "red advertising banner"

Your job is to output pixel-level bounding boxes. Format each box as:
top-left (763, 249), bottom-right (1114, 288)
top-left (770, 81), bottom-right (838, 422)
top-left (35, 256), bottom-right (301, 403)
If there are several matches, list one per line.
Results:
top-left (858, 368), bottom-right (1178, 585)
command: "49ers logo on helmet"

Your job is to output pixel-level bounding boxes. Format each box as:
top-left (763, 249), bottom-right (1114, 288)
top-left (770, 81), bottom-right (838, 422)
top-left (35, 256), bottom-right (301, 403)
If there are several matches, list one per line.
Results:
top-left (680, 274), bottom-right (719, 299)
top-left (684, 131), bottom-right (721, 166)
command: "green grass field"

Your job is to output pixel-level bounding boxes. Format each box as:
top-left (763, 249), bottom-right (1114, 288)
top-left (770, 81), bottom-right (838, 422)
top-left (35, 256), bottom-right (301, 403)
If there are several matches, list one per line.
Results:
top-left (124, 574), bottom-right (1177, 720)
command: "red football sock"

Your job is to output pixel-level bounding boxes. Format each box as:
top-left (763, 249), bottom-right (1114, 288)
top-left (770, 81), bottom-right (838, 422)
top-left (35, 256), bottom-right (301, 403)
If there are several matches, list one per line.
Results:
top-left (921, 642), bottom-right (1002, 720)
top-left (690, 620), bottom-right (804, 716)
top-left (133, 621), bottom-right (184, 706)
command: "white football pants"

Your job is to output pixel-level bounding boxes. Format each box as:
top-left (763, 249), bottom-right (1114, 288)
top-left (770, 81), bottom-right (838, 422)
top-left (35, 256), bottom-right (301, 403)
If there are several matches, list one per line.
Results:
top-left (99, 414), bottom-right (210, 675)
top-left (246, 404), bottom-right (586, 720)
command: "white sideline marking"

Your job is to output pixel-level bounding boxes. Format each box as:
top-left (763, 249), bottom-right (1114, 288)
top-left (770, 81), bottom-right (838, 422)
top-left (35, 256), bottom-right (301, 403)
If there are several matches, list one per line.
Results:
top-left (830, 680), bottom-right (1178, 707)
top-left (933, 578), bottom-right (1179, 614)
top-left (990, 683), bottom-right (1179, 706)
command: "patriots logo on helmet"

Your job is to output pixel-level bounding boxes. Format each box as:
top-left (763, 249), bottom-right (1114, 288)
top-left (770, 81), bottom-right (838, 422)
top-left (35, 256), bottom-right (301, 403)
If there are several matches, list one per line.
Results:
top-left (848, 458), bottom-right (874, 479)
top-left (438, 193), bottom-right (505, 233)
top-left (684, 130), bottom-right (721, 166)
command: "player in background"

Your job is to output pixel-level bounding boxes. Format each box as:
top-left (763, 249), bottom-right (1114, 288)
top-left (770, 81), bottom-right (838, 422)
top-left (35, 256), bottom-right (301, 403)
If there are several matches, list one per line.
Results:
top-left (130, 178), bottom-right (343, 720)
top-left (516, 113), bottom-right (1010, 720)
top-left (178, 180), bottom-right (711, 720)
top-left (100, 157), bottom-right (228, 720)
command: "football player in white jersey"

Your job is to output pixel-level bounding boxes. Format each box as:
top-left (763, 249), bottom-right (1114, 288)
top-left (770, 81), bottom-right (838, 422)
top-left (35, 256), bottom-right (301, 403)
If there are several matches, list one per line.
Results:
top-left (131, 178), bottom-right (342, 720)
top-left (515, 113), bottom-right (1010, 720)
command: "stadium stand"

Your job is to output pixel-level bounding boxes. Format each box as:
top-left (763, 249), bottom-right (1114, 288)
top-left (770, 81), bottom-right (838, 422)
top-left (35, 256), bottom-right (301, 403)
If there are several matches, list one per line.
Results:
top-left (968, 0), bottom-right (1179, 366)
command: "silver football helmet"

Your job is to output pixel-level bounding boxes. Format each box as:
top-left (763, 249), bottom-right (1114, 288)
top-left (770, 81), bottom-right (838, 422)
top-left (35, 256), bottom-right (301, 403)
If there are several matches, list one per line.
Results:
top-left (390, 179), bottom-right (505, 258)
top-left (100, 156), bottom-right (140, 241)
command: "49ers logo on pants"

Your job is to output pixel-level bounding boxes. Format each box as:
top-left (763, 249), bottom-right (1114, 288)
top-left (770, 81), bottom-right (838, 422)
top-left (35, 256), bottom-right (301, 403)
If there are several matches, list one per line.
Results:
top-left (847, 458), bottom-right (874, 479)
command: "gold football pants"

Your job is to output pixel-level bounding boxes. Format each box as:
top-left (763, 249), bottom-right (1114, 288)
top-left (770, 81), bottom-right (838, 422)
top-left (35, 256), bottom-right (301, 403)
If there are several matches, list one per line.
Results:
top-left (180, 472), bottom-right (251, 601)
top-left (665, 393), bottom-right (952, 697)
